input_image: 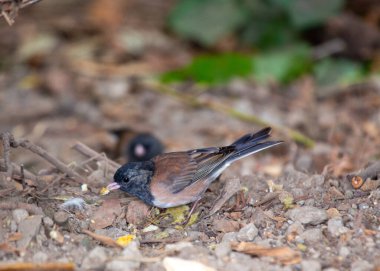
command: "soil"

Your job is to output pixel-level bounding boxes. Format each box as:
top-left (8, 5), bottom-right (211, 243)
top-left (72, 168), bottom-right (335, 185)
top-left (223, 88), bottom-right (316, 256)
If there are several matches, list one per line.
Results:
top-left (0, 1), bottom-right (379, 271)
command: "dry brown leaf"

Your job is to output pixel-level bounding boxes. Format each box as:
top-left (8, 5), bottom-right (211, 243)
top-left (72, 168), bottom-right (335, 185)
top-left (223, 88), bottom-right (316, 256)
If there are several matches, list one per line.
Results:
top-left (7, 232), bottom-right (23, 242)
top-left (231, 242), bottom-right (301, 265)
top-left (126, 200), bottom-right (150, 226)
top-left (92, 198), bottom-right (122, 229)
top-left (82, 229), bottom-right (122, 249)
top-left (212, 219), bottom-right (240, 233)
top-left (208, 177), bottom-right (241, 216)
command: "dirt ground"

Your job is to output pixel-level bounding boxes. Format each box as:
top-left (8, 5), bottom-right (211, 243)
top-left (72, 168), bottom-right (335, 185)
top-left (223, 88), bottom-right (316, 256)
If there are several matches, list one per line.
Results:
top-left (0, 1), bottom-right (379, 271)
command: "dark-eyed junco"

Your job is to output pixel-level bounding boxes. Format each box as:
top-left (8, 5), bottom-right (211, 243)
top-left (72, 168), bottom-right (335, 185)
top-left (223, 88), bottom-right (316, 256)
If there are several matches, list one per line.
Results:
top-left (106, 127), bottom-right (282, 209)
top-left (127, 133), bottom-right (164, 162)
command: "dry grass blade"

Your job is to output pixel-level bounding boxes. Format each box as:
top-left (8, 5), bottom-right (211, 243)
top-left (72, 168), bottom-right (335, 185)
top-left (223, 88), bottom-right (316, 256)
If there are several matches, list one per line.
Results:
top-left (231, 241), bottom-right (301, 265)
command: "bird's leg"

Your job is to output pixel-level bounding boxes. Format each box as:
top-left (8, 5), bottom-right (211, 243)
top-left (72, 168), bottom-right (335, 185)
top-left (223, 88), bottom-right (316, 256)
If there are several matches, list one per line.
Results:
top-left (181, 199), bottom-right (201, 226)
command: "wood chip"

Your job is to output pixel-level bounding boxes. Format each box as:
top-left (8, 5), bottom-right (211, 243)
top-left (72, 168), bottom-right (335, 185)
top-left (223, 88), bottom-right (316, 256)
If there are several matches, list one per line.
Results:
top-left (231, 242), bottom-right (301, 265)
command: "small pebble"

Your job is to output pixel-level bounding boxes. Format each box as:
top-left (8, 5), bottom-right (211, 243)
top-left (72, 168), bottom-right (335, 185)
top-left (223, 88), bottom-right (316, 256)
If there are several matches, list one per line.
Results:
top-left (344, 190), bottom-right (354, 199)
top-left (12, 209), bottom-right (29, 224)
top-left (81, 246), bottom-right (107, 270)
top-left (301, 228), bottom-right (323, 243)
top-left (327, 218), bottom-right (349, 237)
top-left (326, 208), bottom-right (340, 219)
top-left (54, 211), bottom-right (70, 226)
top-left (221, 232), bottom-right (238, 243)
top-left (286, 206), bottom-right (328, 225)
top-left (32, 251), bottom-right (48, 262)
top-left (43, 216), bottom-right (54, 228)
top-left (339, 246), bottom-right (350, 257)
top-left (301, 260), bottom-right (321, 271)
top-left (358, 203), bottom-right (369, 210)
top-left (214, 241), bottom-right (231, 259)
top-left (351, 260), bottom-right (373, 271)
top-left (236, 223), bottom-right (258, 242)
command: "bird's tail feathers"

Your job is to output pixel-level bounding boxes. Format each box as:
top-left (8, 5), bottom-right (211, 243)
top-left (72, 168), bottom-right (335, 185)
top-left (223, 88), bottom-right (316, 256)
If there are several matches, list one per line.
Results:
top-left (228, 127), bottom-right (282, 164)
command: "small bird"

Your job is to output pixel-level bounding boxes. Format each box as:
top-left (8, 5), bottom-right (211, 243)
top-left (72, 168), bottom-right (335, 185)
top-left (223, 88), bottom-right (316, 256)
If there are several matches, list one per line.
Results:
top-left (127, 133), bottom-right (164, 162)
top-left (106, 127), bottom-right (282, 210)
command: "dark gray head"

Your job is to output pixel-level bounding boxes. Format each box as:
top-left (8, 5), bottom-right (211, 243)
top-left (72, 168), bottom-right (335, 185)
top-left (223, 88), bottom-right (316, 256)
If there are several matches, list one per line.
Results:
top-left (127, 133), bottom-right (164, 162)
top-left (113, 161), bottom-right (155, 206)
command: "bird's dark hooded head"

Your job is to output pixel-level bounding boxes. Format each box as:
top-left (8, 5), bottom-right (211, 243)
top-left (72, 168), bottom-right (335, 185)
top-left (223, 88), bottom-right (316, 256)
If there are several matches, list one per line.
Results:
top-left (113, 161), bottom-right (155, 206)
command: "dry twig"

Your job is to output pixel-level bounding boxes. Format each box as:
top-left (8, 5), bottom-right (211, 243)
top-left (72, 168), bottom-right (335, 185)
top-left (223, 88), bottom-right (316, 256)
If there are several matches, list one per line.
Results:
top-left (82, 229), bottom-right (123, 249)
top-left (0, 132), bottom-right (85, 183)
top-left (0, 262), bottom-right (74, 271)
top-left (72, 142), bottom-right (121, 171)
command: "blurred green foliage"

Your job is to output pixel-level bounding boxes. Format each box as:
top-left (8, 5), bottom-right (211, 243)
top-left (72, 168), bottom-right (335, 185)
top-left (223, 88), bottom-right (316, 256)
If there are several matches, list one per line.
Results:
top-left (164, 0), bottom-right (367, 86)
top-left (161, 53), bottom-right (253, 84)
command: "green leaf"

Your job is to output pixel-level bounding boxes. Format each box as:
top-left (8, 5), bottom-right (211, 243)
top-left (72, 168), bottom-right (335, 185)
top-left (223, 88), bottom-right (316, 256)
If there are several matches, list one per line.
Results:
top-left (169, 0), bottom-right (247, 46)
top-left (252, 45), bottom-right (312, 84)
top-left (161, 53), bottom-right (253, 84)
top-left (314, 58), bottom-right (365, 87)
top-left (281, 0), bottom-right (344, 29)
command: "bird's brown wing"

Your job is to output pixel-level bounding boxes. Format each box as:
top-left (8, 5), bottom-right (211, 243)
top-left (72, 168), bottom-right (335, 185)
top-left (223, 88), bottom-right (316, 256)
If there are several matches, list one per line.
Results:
top-left (152, 146), bottom-right (235, 194)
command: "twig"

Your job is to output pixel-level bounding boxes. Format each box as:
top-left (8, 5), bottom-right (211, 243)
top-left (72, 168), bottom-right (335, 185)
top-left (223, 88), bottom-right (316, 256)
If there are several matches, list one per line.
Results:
top-left (0, 132), bottom-right (13, 178)
top-left (0, 201), bottom-right (44, 215)
top-left (82, 229), bottom-right (123, 249)
top-left (253, 192), bottom-right (280, 207)
top-left (11, 162), bottom-right (38, 182)
top-left (72, 142), bottom-right (121, 170)
top-left (0, 0), bottom-right (42, 26)
top-left (5, 133), bottom-right (85, 182)
top-left (144, 80), bottom-right (315, 147)
top-left (205, 178), bottom-right (241, 218)
top-left (0, 262), bottom-right (75, 271)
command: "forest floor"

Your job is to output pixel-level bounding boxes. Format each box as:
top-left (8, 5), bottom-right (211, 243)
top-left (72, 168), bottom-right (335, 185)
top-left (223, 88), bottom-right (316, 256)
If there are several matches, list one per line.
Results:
top-left (0, 1), bottom-right (379, 271)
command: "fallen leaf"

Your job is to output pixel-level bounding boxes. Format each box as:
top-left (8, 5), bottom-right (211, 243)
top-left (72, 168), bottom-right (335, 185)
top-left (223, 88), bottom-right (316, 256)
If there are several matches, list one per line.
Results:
top-left (231, 242), bottom-right (301, 265)
top-left (92, 198), bottom-right (122, 229)
top-left (126, 200), bottom-right (150, 226)
top-left (212, 218), bottom-right (240, 233)
top-left (116, 234), bottom-right (136, 247)
top-left (208, 177), bottom-right (241, 216)
top-left (7, 232), bottom-right (22, 242)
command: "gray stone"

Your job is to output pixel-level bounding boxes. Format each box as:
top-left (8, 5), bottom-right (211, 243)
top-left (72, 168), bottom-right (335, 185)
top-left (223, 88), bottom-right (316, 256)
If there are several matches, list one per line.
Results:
top-left (10, 220), bottom-right (17, 232)
top-left (32, 251), bottom-right (48, 262)
top-left (301, 228), bottom-right (323, 243)
top-left (301, 260), bottom-right (321, 271)
top-left (327, 218), bottom-right (349, 237)
top-left (106, 260), bottom-right (134, 271)
top-left (105, 241), bottom-right (141, 271)
top-left (323, 268), bottom-right (339, 271)
top-left (286, 206), bottom-right (328, 225)
top-left (53, 211), bottom-right (69, 226)
top-left (236, 223), bottom-right (258, 242)
top-left (42, 216), bottom-right (54, 227)
top-left (221, 232), bottom-right (238, 243)
top-left (214, 241), bottom-right (231, 258)
top-left (120, 241), bottom-right (141, 270)
top-left (12, 209), bottom-right (29, 224)
top-left (339, 246), bottom-right (350, 258)
top-left (286, 221), bottom-right (304, 236)
top-left (165, 241), bottom-right (193, 252)
top-left (17, 215), bottom-right (42, 249)
top-left (81, 246), bottom-right (108, 270)
top-left (351, 260), bottom-right (373, 271)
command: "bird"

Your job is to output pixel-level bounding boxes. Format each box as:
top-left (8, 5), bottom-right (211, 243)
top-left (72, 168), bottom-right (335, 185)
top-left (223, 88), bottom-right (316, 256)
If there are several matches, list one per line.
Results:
top-left (106, 127), bottom-right (282, 211)
top-left (126, 133), bottom-right (164, 162)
